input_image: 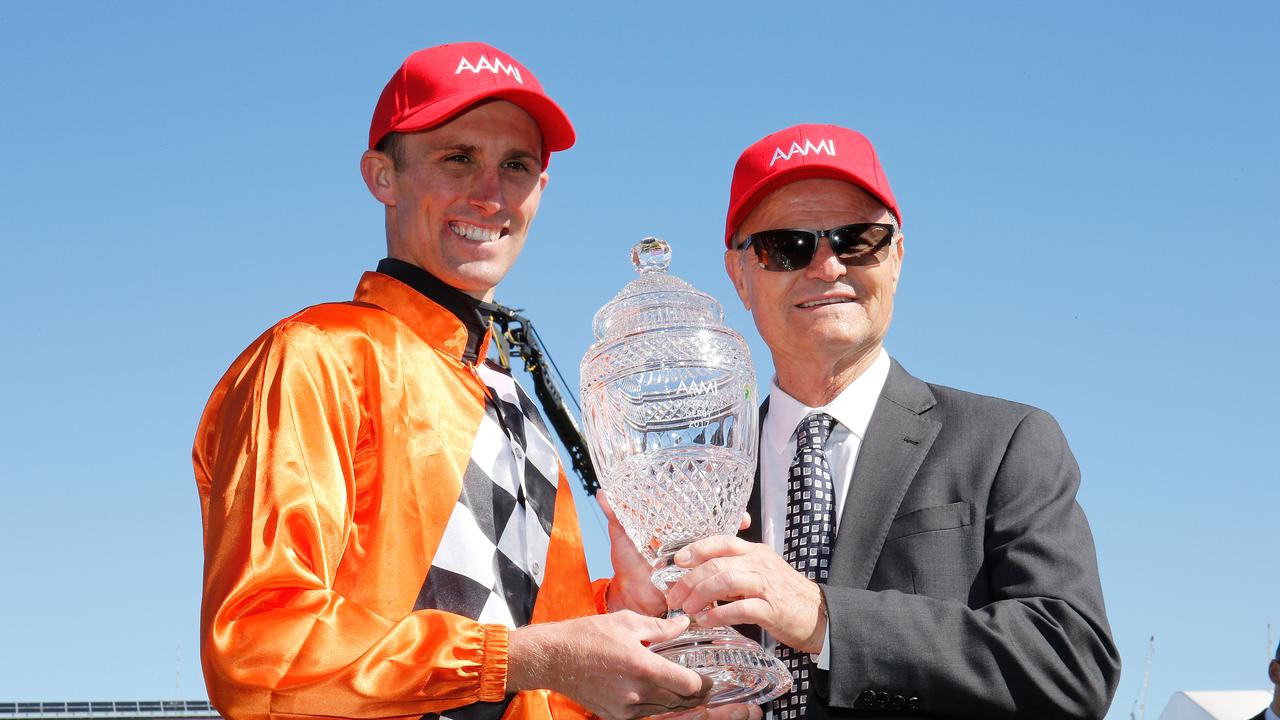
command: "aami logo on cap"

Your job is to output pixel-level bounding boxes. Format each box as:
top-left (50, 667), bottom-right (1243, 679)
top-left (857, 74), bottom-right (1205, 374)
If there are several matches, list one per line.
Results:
top-left (770, 138), bottom-right (836, 167)
top-left (455, 55), bottom-right (524, 85)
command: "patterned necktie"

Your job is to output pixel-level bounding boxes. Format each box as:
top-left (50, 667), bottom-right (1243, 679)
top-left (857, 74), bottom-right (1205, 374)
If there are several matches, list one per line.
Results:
top-left (774, 412), bottom-right (836, 720)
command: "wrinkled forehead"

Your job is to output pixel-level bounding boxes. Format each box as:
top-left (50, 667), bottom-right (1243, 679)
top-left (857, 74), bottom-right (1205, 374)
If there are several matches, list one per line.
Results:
top-left (738, 178), bottom-right (895, 235)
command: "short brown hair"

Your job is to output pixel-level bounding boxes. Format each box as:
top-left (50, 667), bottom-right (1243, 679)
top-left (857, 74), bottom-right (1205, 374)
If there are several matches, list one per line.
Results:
top-left (375, 132), bottom-right (406, 170)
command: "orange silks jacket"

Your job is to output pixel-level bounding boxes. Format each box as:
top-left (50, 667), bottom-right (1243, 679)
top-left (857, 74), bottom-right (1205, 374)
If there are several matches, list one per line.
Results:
top-left (194, 270), bottom-right (605, 720)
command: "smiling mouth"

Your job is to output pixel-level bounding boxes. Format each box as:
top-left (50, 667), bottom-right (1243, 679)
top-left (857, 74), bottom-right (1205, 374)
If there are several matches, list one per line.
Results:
top-left (450, 221), bottom-right (507, 242)
top-left (797, 297), bottom-right (854, 309)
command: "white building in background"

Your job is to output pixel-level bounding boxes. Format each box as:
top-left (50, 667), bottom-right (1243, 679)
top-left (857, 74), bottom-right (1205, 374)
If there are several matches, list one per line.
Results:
top-left (1156, 690), bottom-right (1271, 720)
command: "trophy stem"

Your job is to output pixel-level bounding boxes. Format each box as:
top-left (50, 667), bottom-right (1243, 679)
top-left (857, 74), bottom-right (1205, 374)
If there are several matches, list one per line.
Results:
top-left (650, 545), bottom-right (692, 592)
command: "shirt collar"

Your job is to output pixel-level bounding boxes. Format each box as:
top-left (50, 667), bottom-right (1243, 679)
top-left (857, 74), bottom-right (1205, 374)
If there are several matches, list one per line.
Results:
top-left (372, 258), bottom-right (495, 365)
top-left (352, 260), bottom-right (494, 365)
top-left (764, 347), bottom-right (891, 455)
top-left (1266, 704), bottom-right (1279, 720)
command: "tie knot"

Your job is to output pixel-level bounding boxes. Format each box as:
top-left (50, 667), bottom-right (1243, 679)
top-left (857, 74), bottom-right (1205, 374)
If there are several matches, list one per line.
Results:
top-left (796, 412), bottom-right (835, 448)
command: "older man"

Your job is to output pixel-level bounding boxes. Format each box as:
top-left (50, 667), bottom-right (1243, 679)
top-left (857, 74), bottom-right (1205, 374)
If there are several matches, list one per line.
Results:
top-left (665, 125), bottom-right (1121, 718)
top-left (193, 43), bottom-right (749, 720)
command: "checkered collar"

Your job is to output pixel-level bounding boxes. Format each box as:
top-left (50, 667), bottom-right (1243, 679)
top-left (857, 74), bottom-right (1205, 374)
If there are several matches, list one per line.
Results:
top-left (764, 347), bottom-right (891, 454)
top-left (355, 260), bottom-right (494, 365)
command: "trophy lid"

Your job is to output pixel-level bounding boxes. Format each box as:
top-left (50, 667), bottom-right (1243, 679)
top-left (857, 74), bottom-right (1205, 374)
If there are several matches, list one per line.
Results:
top-left (591, 237), bottom-right (724, 341)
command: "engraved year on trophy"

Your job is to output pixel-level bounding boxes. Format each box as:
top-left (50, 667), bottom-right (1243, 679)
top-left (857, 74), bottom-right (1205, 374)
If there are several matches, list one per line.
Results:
top-left (579, 238), bottom-right (791, 705)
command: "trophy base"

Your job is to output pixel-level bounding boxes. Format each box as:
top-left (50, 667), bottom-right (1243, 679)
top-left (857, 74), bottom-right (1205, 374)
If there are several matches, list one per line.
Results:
top-left (649, 623), bottom-right (792, 706)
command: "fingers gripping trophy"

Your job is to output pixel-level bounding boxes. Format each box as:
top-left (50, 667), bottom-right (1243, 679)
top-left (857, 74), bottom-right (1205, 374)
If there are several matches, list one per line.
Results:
top-left (580, 238), bottom-right (792, 705)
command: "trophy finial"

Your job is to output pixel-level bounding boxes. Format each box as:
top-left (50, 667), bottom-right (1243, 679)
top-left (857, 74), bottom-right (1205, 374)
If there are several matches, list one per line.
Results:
top-left (632, 237), bottom-right (671, 274)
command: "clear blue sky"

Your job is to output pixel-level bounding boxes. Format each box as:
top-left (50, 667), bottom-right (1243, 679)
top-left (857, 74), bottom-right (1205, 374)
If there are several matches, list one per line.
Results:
top-left (1, 3), bottom-right (1277, 718)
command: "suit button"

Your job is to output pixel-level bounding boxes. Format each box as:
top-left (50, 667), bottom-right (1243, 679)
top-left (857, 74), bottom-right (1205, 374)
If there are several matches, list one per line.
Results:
top-left (889, 695), bottom-right (905, 710)
top-left (907, 697), bottom-right (920, 710)
top-left (857, 690), bottom-right (877, 707)
top-left (875, 691), bottom-right (890, 708)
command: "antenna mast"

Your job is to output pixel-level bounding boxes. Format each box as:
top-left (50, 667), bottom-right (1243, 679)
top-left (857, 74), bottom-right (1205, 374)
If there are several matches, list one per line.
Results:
top-left (1130, 635), bottom-right (1155, 720)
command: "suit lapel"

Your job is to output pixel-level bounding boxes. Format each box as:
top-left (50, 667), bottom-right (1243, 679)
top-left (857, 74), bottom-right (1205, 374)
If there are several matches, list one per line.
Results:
top-left (829, 360), bottom-right (941, 590)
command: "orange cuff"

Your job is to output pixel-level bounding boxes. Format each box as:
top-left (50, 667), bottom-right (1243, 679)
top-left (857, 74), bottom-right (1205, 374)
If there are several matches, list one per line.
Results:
top-left (479, 624), bottom-right (510, 702)
top-left (591, 578), bottom-right (612, 615)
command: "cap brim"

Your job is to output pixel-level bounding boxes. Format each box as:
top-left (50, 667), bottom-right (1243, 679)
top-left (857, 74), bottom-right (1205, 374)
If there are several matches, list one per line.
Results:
top-left (379, 87), bottom-right (575, 164)
top-left (726, 163), bottom-right (893, 246)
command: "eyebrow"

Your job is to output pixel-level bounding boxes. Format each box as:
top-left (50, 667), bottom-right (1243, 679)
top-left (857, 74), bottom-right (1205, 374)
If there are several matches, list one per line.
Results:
top-left (429, 143), bottom-right (481, 155)
top-left (427, 143), bottom-right (540, 164)
top-left (505, 148), bottom-right (540, 164)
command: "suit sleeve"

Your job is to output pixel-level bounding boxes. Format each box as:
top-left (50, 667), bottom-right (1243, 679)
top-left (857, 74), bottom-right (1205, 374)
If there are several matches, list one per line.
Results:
top-left (194, 322), bottom-right (508, 720)
top-left (821, 409), bottom-right (1120, 719)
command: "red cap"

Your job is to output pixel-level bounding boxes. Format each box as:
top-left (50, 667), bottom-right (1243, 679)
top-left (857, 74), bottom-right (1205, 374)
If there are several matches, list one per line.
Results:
top-left (369, 42), bottom-right (574, 168)
top-left (724, 124), bottom-right (900, 246)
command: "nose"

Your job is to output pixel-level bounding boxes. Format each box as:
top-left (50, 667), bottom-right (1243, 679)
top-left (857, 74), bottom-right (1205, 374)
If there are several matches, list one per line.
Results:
top-left (804, 234), bottom-right (848, 283)
top-left (468, 168), bottom-right (503, 215)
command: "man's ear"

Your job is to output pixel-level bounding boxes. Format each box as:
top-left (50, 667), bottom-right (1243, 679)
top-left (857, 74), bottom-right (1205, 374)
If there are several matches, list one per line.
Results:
top-left (1269, 659), bottom-right (1279, 686)
top-left (360, 150), bottom-right (397, 206)
top-left (890, 235), bottom-right (905, 291)
top-left (724, 249), bottom-right (751, 310)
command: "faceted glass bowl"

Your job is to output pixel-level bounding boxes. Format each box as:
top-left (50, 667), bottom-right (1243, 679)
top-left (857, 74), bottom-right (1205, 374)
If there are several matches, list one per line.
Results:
top-left (580, 330), bottom-right (755, 582)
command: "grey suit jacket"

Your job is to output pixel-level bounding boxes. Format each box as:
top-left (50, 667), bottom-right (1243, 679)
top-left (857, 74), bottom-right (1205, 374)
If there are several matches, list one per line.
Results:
top-left (744, 359), bottom-right (1121, 719)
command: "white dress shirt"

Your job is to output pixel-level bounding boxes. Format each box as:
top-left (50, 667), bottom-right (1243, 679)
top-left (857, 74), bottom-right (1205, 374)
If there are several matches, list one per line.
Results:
top-left (759, 347), bottom-right (891, 669)
top-left (1266, 704), bottom-right (1279, 720)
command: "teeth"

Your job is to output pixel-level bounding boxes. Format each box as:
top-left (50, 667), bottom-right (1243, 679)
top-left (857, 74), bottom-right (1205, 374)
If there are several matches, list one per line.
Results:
top-left (799, 297), bottom-right (852, 308)
top-left (450, 222), bottom-right (502, 242)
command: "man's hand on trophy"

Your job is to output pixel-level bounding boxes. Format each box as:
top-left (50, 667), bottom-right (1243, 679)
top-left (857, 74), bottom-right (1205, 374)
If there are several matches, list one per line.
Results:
top-left (600, 491), bottom-right (667, 616)
top-left (666, 536), bottom-right (826, 654)
top-left (508, 611), bottom-right (713, 720)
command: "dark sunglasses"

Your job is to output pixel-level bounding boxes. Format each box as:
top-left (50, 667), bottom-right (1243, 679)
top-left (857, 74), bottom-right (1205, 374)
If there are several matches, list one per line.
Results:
top-left (738, 223), bottom-right (897, 272)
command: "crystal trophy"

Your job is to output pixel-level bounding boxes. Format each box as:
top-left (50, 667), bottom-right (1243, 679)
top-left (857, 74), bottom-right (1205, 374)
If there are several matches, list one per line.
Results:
top-left (579, 237), bottom-right (792, 706)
